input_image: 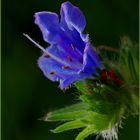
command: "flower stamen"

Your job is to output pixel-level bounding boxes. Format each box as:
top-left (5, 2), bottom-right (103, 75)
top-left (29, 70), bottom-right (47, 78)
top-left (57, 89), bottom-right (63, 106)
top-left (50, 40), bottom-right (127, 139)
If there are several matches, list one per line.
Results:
top-left (62, 66), bottom-right (70, 69)
top-left (49, 71), bottom-right (55, 75)
top-left (67, 55), bottom-right (73, 62)
top-left (23, 33), bottom-right (70, 66)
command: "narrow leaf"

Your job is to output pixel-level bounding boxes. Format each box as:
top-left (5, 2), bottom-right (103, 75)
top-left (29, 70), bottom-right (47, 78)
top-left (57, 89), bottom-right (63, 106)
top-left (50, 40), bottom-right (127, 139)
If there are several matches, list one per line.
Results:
top-left (75, 126), bottom-right (95, 140)
top-left (52, 120), bottom-right (86, 133)
top-left (46, 110), bottom-right (87, 121)
top-left (50, 102), bottom-right (89, 114)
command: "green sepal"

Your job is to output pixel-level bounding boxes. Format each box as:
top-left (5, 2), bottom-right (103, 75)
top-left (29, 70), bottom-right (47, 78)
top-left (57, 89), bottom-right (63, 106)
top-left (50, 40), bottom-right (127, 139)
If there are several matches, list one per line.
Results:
top-left (45, 103), bottom-right (90, 122)
top-left (52, 120), bottom-right (86, 133)
top-left (47, 110), bottom-right (87, 122)
top-left (75, 126), bottom-right (95, 140)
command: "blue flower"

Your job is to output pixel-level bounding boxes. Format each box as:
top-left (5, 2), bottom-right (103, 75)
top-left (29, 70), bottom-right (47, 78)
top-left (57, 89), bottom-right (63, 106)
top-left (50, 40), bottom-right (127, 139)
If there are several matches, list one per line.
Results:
top-left (35, 1), bottom-right (102, 89)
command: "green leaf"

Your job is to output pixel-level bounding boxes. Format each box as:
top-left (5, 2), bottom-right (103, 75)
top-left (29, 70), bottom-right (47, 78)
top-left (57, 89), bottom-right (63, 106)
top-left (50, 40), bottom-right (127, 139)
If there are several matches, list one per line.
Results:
top-left (50, 102), bottom-right (89, 114)
top-left (46, 110), bottom-right (88, 121)
top-left (52, 120), bottom-right (86, 133)
top-left (75, 126), bottom-right (95, 140)
top-left (44, 103), bottom-right (89, 121)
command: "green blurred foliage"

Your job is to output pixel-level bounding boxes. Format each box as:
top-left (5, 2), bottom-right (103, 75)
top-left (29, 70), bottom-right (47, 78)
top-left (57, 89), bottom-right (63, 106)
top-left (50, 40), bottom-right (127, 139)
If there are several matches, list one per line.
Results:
top-left (2, 0), bottom-right (138, 140)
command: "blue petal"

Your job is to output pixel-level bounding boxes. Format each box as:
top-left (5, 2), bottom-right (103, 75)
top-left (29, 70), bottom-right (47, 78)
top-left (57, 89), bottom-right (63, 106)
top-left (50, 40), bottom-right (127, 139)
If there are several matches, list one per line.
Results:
top-left (35, 12), bottom-right (83, 62)
top-left (38, 45), bottom-right (83, 89)
top-left (79, 43), bottom-right (102, 74)
top-left (47, 45), bottom-right (82, 70)
top-left (61, 27), bottom-right (86, 54)
top-left (38, 54), bottom-right (78, 80)
top-left (60, 1), bottom-right (86, 33)
top-left (60, 2), bottom-right (88, 54)
top-left (60, 75), bottom-right (80, 89)
top-left (35, 12), bottom-right (60, 44)
top-left (35, 2), bottom-right (102, 89)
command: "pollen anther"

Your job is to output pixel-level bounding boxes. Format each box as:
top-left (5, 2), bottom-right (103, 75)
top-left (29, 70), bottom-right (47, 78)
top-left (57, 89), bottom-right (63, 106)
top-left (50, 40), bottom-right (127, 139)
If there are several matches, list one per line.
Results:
top-left (62, 66), bottom-right (70, 69)
top-left (49, 71), bottom-right (55, 75)
top-left (67, 55), bottom-right (73, 62)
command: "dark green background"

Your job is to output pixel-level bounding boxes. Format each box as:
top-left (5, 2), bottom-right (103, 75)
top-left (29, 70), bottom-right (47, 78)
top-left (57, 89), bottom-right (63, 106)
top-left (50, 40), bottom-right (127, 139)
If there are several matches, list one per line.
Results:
top-left (2, 0), bottom-right (139, 140)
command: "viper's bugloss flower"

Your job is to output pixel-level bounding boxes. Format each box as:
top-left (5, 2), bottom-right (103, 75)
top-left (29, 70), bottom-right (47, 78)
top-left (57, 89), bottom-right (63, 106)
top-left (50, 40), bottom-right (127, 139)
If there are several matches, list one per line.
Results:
top-left (24, 2), bottom-right (138, 139)
top-left (35, 1), bottom-right (102, 89)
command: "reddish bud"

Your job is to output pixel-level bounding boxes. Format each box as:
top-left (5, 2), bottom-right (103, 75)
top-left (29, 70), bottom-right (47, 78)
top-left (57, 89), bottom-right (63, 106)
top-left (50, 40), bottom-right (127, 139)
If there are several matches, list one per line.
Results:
top-left (101, 69), bottom-right (124, 87)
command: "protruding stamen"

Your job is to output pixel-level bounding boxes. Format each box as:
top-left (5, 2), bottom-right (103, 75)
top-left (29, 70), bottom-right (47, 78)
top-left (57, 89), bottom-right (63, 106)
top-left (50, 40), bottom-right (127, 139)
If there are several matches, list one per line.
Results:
top-left (23, 33), bottom-right (47, 52)
top-left (67, 55), bottom-right (72, 62)
top-left (23, 33), bottom-right (69, 66)
top-left (62, 66), bottom-right (70, 69)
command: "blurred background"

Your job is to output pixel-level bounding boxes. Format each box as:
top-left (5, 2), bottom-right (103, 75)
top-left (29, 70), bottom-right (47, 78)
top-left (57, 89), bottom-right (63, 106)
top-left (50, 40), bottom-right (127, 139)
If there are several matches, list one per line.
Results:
top-left (2, 0), bottom-right (139, 140)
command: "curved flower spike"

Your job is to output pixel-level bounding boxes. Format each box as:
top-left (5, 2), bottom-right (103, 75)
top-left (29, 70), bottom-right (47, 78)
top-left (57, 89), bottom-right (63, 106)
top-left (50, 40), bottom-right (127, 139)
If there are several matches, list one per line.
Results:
top-left (35, 1), bottom-right (102, 89)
